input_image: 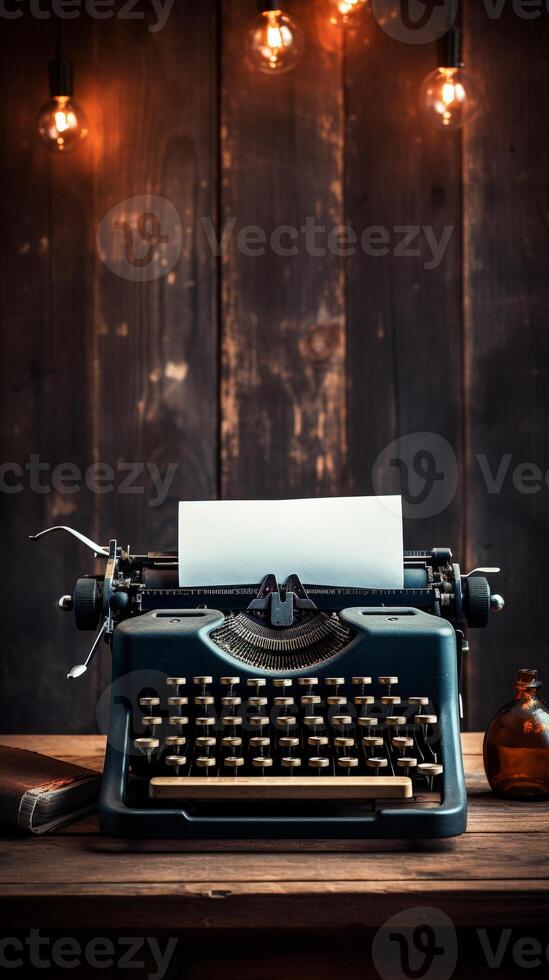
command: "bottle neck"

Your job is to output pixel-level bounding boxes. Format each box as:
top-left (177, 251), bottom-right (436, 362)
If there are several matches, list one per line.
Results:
top-left (515, 668), bottom-right (542, 703)
top-left (515, 683), bottom-right (540, 703)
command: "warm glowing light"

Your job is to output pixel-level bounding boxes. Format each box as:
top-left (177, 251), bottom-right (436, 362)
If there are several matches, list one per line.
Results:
top-left (327, 0), bottom-right (368, 27)
top-left (37, 95), bottom-right (88, 152)
top-left (420, 67), bottom-right (481, 131)
top-left (248, 9), bottom-right (304, 74)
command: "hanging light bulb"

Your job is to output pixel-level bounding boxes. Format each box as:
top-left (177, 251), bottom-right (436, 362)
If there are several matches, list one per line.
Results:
top-left (326, 0), bottom-right (368, 28)
top-left (248, 1), bottom-right (304, 75)
top-left (37, 36), bottom-right (88, 152)
top-left (420, 26), bottom-right (480, 131)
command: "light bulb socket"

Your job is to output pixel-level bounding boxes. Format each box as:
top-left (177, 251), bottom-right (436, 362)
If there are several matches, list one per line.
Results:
top-left (49, 57), bottom-right (73, 98)
top-left (258, 0), bottom-right (281, 11)
top-left (438, 26), bottom-right (463, 69)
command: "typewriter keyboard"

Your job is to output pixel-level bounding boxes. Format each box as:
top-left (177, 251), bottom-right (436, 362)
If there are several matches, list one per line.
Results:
top-left (134, 675), bottom-right (444, 802)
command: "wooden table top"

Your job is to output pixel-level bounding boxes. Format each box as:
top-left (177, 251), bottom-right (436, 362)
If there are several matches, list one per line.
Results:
top-left (0, 733), bottom-right (548, 930)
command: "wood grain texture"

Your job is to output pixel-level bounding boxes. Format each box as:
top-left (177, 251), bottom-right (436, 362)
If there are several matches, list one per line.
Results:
top-left (463, 3), bottom-right (549, 728)
top-left (0, 734), bottom-right (547, 935)
top-left (0, 19), bottom-right (99, 732)
top-left (220, 0), bottom-right (347, 498)
top-left (0, 734), bottom-right (548, 935)
top-left (344, 7), bottom-right (464, 551)
top-left (94, 4), bottom-right (219, 552)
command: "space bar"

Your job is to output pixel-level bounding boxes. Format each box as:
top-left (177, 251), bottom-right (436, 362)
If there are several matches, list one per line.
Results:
top-left (149, 776), bottom-right (413, 800)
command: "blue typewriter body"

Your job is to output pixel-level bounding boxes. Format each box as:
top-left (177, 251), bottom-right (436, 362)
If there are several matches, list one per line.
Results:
top-left (30, 527), bottom-right (503, 841)
top-left (101, 606), bottom-right (465, 839)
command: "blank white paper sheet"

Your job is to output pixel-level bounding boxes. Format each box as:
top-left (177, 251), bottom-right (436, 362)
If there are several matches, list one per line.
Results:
top-left (178, 496), bottom-right (403, 589)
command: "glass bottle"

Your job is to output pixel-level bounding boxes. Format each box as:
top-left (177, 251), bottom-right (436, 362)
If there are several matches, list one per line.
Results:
top-left (483, 668), bottom-right (549, 800)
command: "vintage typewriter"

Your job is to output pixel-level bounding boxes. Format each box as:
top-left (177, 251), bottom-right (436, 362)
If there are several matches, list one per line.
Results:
top-left (32, 524), bottom-right (504, 839)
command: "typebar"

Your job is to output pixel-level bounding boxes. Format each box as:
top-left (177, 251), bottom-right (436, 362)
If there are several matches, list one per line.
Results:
top-left (149, 776), bottom-right (413, 800)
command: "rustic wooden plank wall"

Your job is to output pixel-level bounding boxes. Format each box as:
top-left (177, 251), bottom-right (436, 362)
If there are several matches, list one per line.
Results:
top-left (0, 1), bottom-right (547, 733)
top-left (463, 2), bottom-right (549, 726)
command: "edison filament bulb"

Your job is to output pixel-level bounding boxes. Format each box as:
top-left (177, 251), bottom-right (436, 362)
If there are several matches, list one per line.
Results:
top-left (327, 0), bottom-right (368, 27)
top-left (37, 95), bottom-right (88, 152)
top-left (420, 66), bottom-right (480, 130)
top-left (248, 8), bottom-right (304, 74)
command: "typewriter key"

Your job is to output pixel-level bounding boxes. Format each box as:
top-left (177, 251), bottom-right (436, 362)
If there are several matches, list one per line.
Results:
top-left (221, 677), bottom-right (240, 696)
top-left (358, 717), bottom-right (379, 732)
top-left (367, 756), bottom-right (388, 775)
top-left (301, 695), bottom-right (321, 706)
top-left (362, 736), bottom-right (383, 752)
top-left (249, 715), bottom-right (269, 729)
top-left (273, 678), bottom-right (292, 689)
top-left (297, 677), bottom-right (319, 693)
top-left (379, 676), bottom-right (398, 689)
top-left (276, 715), bottom-right (297, 728)
top-left (224, 756), bottom-right (245, 769)
top-left (408, 696), bottom-right (429, 707)
top-left (247, 678), bottom-right (266, 690)
top-left (308, 756), bottom-right (330, 771)
top-left (352, 676), bottom-right (372, 690)
top-left (418, 762), bottom-right (443, 790)
top-left (415, 715), bottom-right (438, 743)
top-left (274, 696), bottom-right (294, 707)
top-left (221, 696), bottom-right (242, 707)
top-left (139, 697), bottom-right (160, 709)
top-left (337, 756), bottom-right (359, 773)
top-left (252, 756), bottom-right (273, 774)
top-left (168, 715), bottom-right (189, 731)
top-left (332, 715), bottom-right (352, 728)
top-left (166, 677), bottom-right (186, 688)
top-left (279, 737), bottom-right (299, 752)
top-left (304, 715), bottom-right (324, 730)
top-left (354, 695), bottom-right (375, 709)
top-left (248, 696), bottom-right (267, 709)
top-left (196, 756), bottom-right (216, 770)
top-left (307, 735), bottom-right (328, 749)
top-left (334, 737), bottom-right (354, 752)
top-left (385, 716), bottom-right (407, 733)
top-left (380, 696), bottom-right (402, 713)
top-left (142, 716), bottom-right (162, 733)
top-left (392, 736), bottom-right (414, 753)
top-left (415, 714), bottom-right (438, 727)
top-left (167, 697), bottom-right (188, 708)
top-left (281, 757), bottom-right (301, 770)
top-left (134, 737), bottom-right (159, 763)
top-left (195, 716), bottom-right (216, 729)
top-left (250, 736), bottom-right (270, 750)
top-left (193, 675), bottom-right (213, 688)
top-left (397, 757), bottom-right (418, 771)
top-left (327, 695), bottom-right (347, 707)
top-left (165, 735), bottom-right (187, 750)
top-left (196, 736), bottom-right (216, 753)
top-left (222, 716), bottom-right (242, 732)
top-left (222, 736), bottom-right (242, 750)
top-left (195, 695), bottom-right (214, 706)
top-left (165, 755), bottom-right (186, 775)
top-left (325, 678), bottom-right (345, 693)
